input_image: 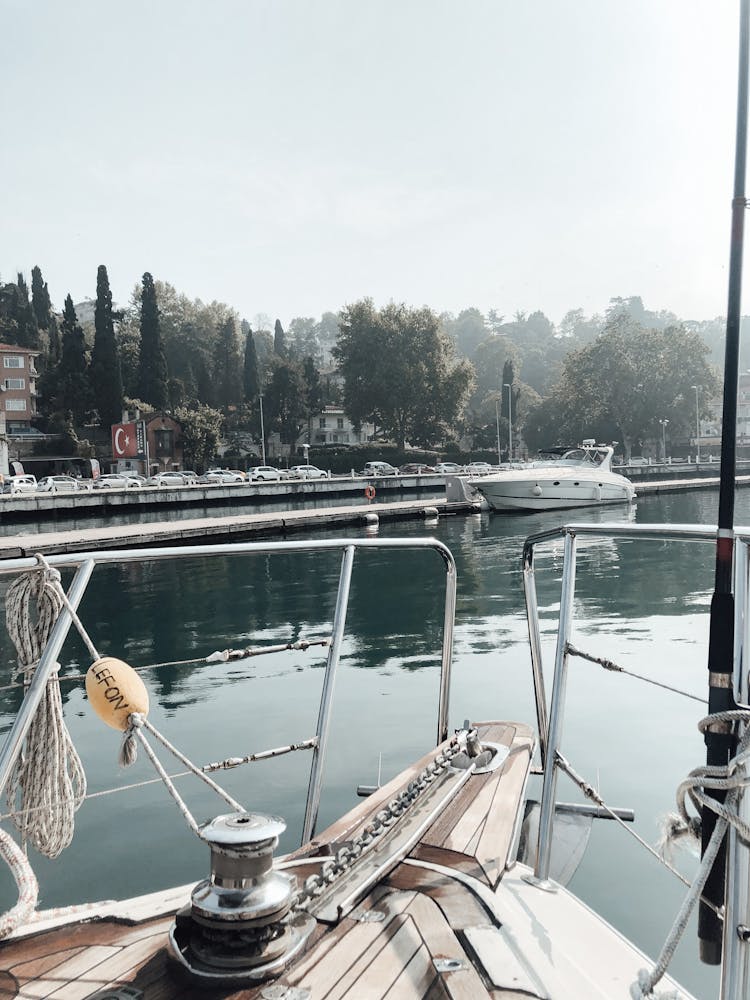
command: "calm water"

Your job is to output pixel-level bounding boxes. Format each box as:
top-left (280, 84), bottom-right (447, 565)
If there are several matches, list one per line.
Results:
top-left (0, 487), bottom-right (745, 996)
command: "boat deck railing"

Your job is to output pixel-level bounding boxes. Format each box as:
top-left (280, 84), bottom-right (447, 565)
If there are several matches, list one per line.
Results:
top-left (0, 537), bottom-right (457, 844)
top-left (522, 520), bottom-right (750, 987)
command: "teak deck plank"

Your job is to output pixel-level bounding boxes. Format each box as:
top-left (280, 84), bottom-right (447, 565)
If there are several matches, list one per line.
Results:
top-left (47, 933), bottom-right (168, 999)
top-left (386, 863), bottom-right (492, 930)
top-left (18, 945), bottom-right (119, 999)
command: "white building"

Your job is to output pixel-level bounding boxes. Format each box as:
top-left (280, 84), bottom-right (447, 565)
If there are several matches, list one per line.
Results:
top-left (301, 406), bottom-right (374, 447)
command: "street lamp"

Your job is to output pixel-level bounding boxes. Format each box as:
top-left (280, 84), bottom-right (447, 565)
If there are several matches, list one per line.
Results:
top-left (259, 392), bottom-right (266, 465)
top-left (504, 383), bottom-right (513, 461)
top-left (691, 385), bottom-right (701, 463)
top-left (658, 418), bottom-right (669, 462)
top-left (494, 395), bottom-right (502, 464)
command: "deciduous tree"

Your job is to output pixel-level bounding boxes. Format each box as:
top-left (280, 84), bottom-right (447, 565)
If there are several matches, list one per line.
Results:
top-left (334, 299), bottom-right (474, 449)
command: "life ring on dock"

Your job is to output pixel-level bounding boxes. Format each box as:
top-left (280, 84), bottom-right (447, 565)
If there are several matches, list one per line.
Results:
top-left (364, 485), bottom-right (376, 501)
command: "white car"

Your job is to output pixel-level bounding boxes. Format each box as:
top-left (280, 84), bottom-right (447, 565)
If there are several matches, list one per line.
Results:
top-left (36, 475), bottom-right (82, 492)
top-left (2, 474), bottom-right (37, 494)
top-left (435, 462), bottom-right (463, 475)
top-left (248, 466), bottom-right (292, 481)
top-left (289, 465), bottom-right (327, 479)
top-left (147, 472), bottom-right (192, 488)
top-left (362, 461), bottom-right (398, 476)
top-left (92, 474), bottom-right (142, 489)
top-left (464, 462), bottom-right (494, 475)
top-left (199, 470), bottom-right (245, 484)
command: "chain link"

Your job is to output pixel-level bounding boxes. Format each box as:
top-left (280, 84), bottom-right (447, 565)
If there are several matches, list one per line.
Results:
top-left (289, 738), bottom-right (462, 915)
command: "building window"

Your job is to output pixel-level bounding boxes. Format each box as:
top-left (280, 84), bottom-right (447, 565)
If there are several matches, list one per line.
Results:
top-left (319, 418), bottom-right (326, 428)
top-left (4, 378), bottom-right (25, 390)
top-left (5, 399), bottom-right (26, 411)
top-left (337, 418), bottom-right (344, 429)
top-left (154, 429), bottom-right (174, 457)
top-left (3, 357), bottom-right (23, 369)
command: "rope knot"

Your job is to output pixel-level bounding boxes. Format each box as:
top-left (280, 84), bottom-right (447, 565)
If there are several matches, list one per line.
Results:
top-left (119, 713), bottom-right (145, 768)
top-left (33, 553), bottom-right (61, 588)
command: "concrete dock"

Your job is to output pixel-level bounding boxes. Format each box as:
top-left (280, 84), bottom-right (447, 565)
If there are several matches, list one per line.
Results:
top-left (0, 497), bottom-right (472, 559)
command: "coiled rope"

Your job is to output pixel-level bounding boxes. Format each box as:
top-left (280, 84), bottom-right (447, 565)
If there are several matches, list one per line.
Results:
top-left (631, 708), bottom-right (750, 999)
top-left (4, 556), bottom-right (86, 859)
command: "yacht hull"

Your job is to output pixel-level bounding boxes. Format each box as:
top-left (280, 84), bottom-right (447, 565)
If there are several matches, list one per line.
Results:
top-left (471, 472), bottom-right (636, 512)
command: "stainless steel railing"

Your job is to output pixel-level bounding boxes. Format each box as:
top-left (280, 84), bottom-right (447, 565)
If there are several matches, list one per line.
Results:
top-left (521, 521), bottom-right (750, 996)
top-left (0, 537), bottom-right (457, 844)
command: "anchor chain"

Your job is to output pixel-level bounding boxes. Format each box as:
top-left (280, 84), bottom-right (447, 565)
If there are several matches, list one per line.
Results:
top-left (290, 737), bottom-right (462, 915)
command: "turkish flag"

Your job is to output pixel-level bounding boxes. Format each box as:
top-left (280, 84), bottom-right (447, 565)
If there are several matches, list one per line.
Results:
top-left (112, 422), bottom-right (138, 458)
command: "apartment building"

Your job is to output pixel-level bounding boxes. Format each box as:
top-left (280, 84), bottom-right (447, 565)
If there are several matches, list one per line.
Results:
top-left (0, 344), bottom-right (39, 431)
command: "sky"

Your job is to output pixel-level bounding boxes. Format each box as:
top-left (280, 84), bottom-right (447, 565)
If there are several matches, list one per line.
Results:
top-left (0, 0), bottom-right (744, 328)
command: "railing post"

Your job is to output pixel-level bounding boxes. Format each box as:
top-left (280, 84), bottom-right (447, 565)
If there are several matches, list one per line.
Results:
top-left (0, 559), bottom-right (96, 798)
top-left (301, 545), bottom-right (356, 843)
top-left (533, 530), bottom-right (578, 883)
top-left (436, 549), bottom-right (457, 744)
top-left (523, 539), bottom-right (549, 767)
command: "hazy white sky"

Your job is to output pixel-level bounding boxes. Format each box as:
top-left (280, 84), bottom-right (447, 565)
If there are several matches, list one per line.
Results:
top-left (0, 0), bottom-right (744, 327)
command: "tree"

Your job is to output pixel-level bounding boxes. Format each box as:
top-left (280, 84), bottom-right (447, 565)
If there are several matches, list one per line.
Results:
top-left (137, 272), bottom-right (169, 408)
top-left (302, 355), bottom-right (323, 444)
top-left (57, 295), bottom-right (91, 424)
top-left (265, 359), bottom-right (307, 445)
top-left (214, 316), bottom-right (243, 412)
top-left (30, 266), bottom-right (52, 330)
top-left (274, 319), bottom-right (287, 358)
top-left (90, 265), bottom-right (123, 428)
top-left (530, 315), bottom-right (720, 458)
top-left (174, 403), bottom-right (223, 471)
top-left (334, 299), bottom-right (474, 449)
top-left (243, 329), bottom-right (261, 401)
top-left (442, 308), bottom-right (489, 357)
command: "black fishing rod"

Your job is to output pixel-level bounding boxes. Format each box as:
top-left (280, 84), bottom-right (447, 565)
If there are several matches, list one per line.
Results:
top-left (699, 0), bottom-right (750, 966)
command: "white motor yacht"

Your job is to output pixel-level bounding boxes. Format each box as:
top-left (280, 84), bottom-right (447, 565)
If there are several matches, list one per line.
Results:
top-left (469, 444), bottom-right (636, 512)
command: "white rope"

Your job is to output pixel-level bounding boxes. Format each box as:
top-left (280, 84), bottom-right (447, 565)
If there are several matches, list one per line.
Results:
top-left (121, 713), bottom-right (245, 837)
top-left (0, 827), bottom-right (38, 939)
top-left (4, 560), bottom-right (86, 859)
top-left (631, 709), bottom-right (750, 998)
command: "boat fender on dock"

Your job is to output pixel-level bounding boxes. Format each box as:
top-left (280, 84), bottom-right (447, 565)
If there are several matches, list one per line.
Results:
top-left (362, 512), bottom-right (379, 525)
top-left (532, 485), bottom-right (543, 497)
top-left (85, 657), bottom-right (150, 730)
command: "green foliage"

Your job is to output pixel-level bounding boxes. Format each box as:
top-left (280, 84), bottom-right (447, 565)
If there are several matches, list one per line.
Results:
top-left (57, 295), bottom-right (92, 425)
top-left (334, 299), bottom-right (474, 449)
top-left (174, 403), bottom-right (223, 471)
top-left (442, 308), bottom-right (489, 357)
top-left (274, 319), bottom-right (287, 358)
top-left (214, 316), bottom-right (243, 412)
top-left (265, 359), bottom-right (307, 444)
top-left (524, 315), bottom-right (720, 456)
top-left (90, 265), bottom-right (123, 427)
top-left (243, 330), bottom-right (260, 401)
top-left (137, 272), bottom-right (169, 409)
top-left (31, 265), bottom-right (52, 331)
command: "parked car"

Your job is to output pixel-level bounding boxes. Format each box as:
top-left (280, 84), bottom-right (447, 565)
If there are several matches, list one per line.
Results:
top-left (36, 475), bottom-right (81, 492)
top-left (435, 462), bottom-right (463, 475)
top-left (1, 474), bottom-right (37, 494)
top-left (399, 463), bottom-right (436, 474)
top-left (92, 474), bottom-right (142, 489)
top-left (177, 470), bottom-right (199, 484)
top-left (199, 470), bottom-right (245, 484)
top-left (248, 466), bottom-right (292, 481)
top-left (463, 462), bottom-right (494, 475)
top-left (362, 461), bottom-right (398, 476)
top-left (147, 472), bottom-right (193, 488)
top-left (289, 465), bottom-right (327, 479)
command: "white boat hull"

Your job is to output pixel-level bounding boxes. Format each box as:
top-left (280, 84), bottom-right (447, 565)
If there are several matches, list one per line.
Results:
top-left (471, 471), bottom-right (636, 512)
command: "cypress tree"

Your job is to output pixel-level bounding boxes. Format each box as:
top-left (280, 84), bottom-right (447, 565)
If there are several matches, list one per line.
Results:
top-left (274, 318), bottom-right (287, 358)
top-left (137, 272), bottom-right (169, 408)
top-left (12, 274), bottom-right (39, 348)
top-left (58, 295), bottom-right (91, 424)
top-left (31, 266), bottom-right (52, 329)
top-left (243, 329), bottom-right (260, 401)
top-left (90, 265), bottom-right (123, 428)
top-left (215, 316), bottom-right (243, 411)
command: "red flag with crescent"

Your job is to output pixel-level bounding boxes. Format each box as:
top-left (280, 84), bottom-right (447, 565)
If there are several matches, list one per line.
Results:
top-left (112, 422), bottom-right (138, 458)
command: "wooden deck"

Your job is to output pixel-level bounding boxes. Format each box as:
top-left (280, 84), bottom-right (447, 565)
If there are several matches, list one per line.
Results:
top-left (0, 723), bottom-right (534, 999)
